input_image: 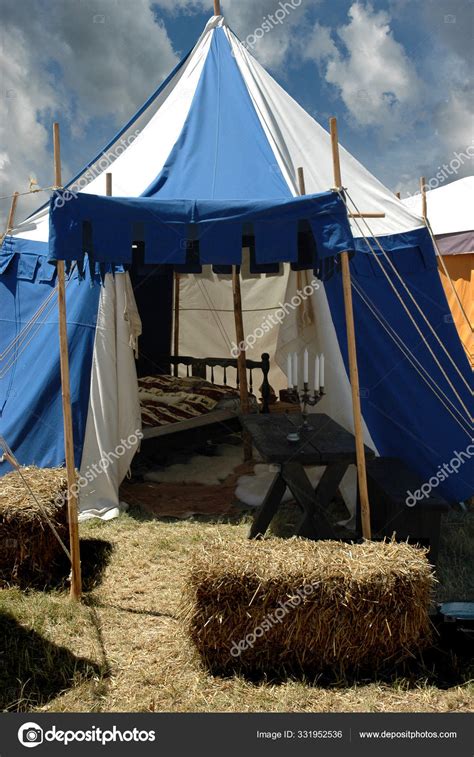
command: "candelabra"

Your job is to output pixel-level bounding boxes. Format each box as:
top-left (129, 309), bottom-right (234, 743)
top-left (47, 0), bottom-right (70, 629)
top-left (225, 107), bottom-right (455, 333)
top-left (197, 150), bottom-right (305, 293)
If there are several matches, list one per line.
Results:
top-left (286, 383), bottom-right (325, 442)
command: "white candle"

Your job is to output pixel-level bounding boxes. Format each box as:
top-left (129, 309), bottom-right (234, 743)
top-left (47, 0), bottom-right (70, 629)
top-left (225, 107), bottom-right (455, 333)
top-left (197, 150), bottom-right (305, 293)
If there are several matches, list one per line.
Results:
top-left (287, 354), bottom-right (292, 388)
top-left (292, 352), bottom-right (298, 388)
top-left (303, 349), bottom-right (309, 384)
top-left (320, 353), bottom-right (325, 388)
top-left (314, 355), bottom-right (320, 392)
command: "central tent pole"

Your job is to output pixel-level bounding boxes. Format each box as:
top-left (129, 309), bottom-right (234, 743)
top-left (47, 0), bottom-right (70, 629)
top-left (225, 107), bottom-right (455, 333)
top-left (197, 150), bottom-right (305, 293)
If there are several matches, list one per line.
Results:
top-left (213, 0), bottom-right (221, 15)
top-left (232, 266), bottom-right (252, 460)
top-left (53, 122), bottom-right (83, 600)
top-left (173, 274), bottom-right (180, 377)
top-left (329, 117), bottom-right (372, 540)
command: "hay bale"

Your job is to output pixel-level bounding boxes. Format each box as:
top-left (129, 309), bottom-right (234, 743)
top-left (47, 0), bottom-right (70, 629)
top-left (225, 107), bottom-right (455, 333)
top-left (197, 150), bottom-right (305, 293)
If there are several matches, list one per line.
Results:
top-left (0, 467), bottom-right (69, 587)
top-left (183, 537), bottom-right (435, 675)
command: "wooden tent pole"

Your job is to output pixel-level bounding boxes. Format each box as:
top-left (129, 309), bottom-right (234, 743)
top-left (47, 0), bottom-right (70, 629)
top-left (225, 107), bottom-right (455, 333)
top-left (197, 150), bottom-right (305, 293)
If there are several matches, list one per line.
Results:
top-left (173, 274), bottom-right (180, 376)
top-left (329, 117), bottom-right (371, 540)
top-left (53, 122), bottom-right (82, 601)
top-left (297, 166), bottom-right (306, 196)
top-left (420, 176), bottom-right (427, 221)
top-left (232, 266), bottom-right (252, 460)
top-left (1, 191), bottom-right (19, 245)
top-left (6, 191), bottom-right (19, 233)
top-left (213, 0), bottom-right (221, 15)
top-left (105, 171), bottom-right (112, 198)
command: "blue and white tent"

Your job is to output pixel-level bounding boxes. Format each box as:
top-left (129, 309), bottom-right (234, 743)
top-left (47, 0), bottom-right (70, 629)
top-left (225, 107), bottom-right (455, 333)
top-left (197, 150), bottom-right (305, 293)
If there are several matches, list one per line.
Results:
top-left (1, 14), bottom-right (472, 519)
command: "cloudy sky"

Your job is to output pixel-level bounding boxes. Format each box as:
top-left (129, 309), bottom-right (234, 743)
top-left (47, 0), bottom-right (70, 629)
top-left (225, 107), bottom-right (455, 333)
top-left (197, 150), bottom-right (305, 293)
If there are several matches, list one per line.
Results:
top-left (1, 0), bottom-right (472, 225)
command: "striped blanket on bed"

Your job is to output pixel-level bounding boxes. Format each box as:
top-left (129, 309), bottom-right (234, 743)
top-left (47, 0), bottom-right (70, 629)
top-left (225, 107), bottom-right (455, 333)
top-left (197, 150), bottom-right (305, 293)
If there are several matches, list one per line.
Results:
top-left (138, 374), bottom-right (240, 428)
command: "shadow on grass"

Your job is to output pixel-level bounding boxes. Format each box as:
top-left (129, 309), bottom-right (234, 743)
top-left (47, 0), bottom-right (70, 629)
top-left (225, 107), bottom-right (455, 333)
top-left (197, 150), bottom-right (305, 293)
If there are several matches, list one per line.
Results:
top-left (79, 538), bottom-right (114, 592)
top-left (125, 503), bottom-right (253, 527)
top-left (200, 622), bottom-right (474, 691)
top-left (53, 538), bottom-right (115, 593)
top-left (0, 611), bottom-right (101, 711)
top-left (0, 538), bottom-right (114, 593)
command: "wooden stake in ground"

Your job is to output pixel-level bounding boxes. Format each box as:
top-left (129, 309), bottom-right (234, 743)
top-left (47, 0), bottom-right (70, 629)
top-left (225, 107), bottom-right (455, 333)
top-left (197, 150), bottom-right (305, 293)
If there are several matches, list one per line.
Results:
top-left (53, 122), bottom-right (82, 600)
top-left (329, 117), bottom-right (371, 540)
top-left (232, 266), bottom-right (252, 460)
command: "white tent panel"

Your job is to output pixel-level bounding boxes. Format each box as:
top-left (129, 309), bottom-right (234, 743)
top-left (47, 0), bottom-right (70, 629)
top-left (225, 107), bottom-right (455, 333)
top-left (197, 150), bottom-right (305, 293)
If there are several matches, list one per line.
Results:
top-left (403, 176), bottom-right (474, 236)
top-left (79, 273), bottom-right (142, 520)
top-left (178, 262), bottom-right (288, 392)
top-left (226, 26), bottom-right (424, 238)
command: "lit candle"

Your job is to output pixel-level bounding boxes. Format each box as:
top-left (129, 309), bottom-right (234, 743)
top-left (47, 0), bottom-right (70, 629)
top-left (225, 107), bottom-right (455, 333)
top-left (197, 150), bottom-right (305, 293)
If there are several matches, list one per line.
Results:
top-left (314, 354), bottom-right (320, 392)
top-left (287, 354), bottom-right (292, 388)
top-left (303, 349), bottom-right (309, 384)
top-left (320, 353), bottom-right (325, 388)
top-left (292, 352), bottom-right (298, 388)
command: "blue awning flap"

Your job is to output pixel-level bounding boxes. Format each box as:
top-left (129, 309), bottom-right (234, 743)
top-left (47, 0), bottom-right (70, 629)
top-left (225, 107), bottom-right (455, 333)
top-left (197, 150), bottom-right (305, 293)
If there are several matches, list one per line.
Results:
top-left (48, 190), bottom-right (355, 270)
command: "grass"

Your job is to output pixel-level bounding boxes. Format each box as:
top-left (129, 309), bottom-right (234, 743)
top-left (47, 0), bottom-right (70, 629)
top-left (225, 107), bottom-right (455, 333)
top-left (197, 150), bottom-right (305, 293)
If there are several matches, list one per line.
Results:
top-left (0, 512), bottom-right (473, 713)
top-left (437, 504), bottom-right (474, 601)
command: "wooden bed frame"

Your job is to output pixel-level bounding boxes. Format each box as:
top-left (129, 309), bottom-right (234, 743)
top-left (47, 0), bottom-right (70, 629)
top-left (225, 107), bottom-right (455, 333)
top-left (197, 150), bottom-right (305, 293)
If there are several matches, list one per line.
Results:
top-left (140, 352), bottom-right (271, 444)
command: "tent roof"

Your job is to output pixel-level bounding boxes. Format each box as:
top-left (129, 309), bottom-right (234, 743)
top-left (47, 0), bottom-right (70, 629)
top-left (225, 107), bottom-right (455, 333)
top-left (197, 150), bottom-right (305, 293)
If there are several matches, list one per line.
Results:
top-left (403, 176), bottom-right (474, 236)
top-left (10, 15), bottom-right (423, 251)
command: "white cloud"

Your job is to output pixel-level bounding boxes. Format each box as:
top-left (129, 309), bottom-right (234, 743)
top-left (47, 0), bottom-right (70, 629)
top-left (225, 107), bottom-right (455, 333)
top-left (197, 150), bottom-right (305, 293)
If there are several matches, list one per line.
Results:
top-left (0, 0), bottom-right (178, 225)
top-left (303, 2), bottom-right (422, 138)
top-left (221, 0), bottom-right (308, 69)
top-left (0, 24), bottom-right (59, 224)
top-left (304, 21), bottom-right (338, 64)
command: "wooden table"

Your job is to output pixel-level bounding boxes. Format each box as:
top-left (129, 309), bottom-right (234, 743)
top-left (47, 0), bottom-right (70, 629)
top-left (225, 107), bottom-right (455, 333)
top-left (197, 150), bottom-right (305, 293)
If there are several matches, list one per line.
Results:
top-left (240, 413), bottom-right (375, 540)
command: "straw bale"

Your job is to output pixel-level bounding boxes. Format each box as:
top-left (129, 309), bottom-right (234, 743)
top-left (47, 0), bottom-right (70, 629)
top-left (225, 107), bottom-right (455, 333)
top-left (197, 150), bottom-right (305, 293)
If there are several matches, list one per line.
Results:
top-left (183, 537), bottom-right (435, 675)
top-left (0, 467), bottom-right (69, 587)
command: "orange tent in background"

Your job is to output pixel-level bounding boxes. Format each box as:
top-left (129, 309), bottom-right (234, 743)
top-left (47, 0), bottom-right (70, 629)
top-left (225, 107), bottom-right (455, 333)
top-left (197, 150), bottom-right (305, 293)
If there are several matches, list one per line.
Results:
top-left (439, 254), bottom-right (473, 368)
top-left (403, 176), bottom-right (473, 368)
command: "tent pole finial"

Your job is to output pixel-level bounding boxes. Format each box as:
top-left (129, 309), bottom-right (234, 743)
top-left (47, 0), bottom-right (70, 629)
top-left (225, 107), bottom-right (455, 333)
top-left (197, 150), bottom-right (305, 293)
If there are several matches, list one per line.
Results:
top-left (53, 121), bottom-right (83, 602)
top-left (213, 0), bottom-right (221, 16)
top-left (329, 116), bottom-right (372, 541)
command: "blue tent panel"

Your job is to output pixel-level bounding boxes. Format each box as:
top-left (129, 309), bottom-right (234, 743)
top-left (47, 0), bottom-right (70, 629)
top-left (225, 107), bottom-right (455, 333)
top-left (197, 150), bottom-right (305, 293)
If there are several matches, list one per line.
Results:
top-left (143, 27), bottom-right (292, 201)
top-left (0, 245), bottom-right (100, 473)
top-left (324, 227), bottom-right (474, 502)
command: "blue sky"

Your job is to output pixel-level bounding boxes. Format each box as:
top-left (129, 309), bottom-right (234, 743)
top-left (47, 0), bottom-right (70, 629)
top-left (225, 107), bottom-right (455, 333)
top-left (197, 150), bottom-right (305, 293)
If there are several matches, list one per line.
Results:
top-left (1, 0), bottom-right (472, 224)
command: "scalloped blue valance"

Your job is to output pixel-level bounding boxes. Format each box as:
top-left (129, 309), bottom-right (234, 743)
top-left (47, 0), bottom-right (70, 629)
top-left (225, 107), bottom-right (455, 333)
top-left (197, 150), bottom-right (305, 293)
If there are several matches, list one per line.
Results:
top-left (48, 190), bottom-right (354, 270)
